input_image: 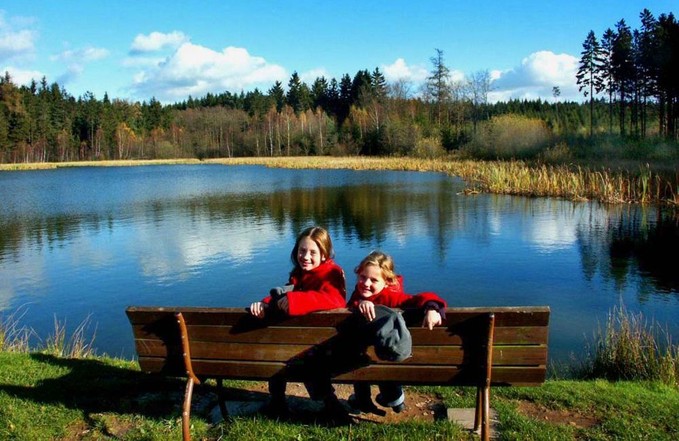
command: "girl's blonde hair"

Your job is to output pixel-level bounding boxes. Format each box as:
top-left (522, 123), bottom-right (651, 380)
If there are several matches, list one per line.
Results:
top-left (290, 226), bottom-right (334, 268)
top-left (354, 251), bottom-right (398, 285)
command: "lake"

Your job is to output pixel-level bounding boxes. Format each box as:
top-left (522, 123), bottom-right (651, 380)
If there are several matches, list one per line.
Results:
top-left (1, 164), bottom-right (677, 364)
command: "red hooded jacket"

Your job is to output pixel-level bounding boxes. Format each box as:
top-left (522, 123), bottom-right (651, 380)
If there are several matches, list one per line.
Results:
top-left (262, 259), bottom-right (346, 316)
top-left (347, 275), bottom-right (446, 312)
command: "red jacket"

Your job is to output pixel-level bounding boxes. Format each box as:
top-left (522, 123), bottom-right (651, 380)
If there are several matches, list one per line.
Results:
top-left (262, 259), bottom-right (346, 316)
top-left (347, 275), bottom-right (446, 311)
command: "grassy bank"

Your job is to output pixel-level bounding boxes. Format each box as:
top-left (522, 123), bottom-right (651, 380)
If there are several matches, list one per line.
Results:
top-left (0, 350), bottom-right (677, 440)
top-left (2, 156), bottom-right (676, 206)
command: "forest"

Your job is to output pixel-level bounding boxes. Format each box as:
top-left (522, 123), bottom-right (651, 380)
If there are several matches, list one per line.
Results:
top-left (0, 8), bottom-right (677, 164)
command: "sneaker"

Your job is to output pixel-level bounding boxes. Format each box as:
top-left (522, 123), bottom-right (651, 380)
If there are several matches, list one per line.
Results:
top-left (375, 392), bottom-right (406, 413)
top-left (391, 402), bottom-right (405, 413)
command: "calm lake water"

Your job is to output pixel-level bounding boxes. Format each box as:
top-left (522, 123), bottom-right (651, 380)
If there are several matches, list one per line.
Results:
top-left (1, 164), bottom-right (677, 364)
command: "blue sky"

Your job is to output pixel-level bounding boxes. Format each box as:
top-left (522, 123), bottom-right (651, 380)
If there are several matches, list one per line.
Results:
top-left (1, 1), bottom-right (675, 104)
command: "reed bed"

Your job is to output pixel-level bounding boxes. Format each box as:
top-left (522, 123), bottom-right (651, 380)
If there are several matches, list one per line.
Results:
top-left (207, 157), bottom-right (679, 206)
top-left (578, 306), bottom-right (678, 387)
top-left (1, 306), bottom-right (96, 358)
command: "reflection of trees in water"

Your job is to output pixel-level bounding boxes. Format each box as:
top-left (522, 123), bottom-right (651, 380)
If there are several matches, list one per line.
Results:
top-left (0, 180), bottom-right (466, 263)
top-left (577, 205), bottom-right (679, 295)
top-left (0, 214), bottom-right (102, 262)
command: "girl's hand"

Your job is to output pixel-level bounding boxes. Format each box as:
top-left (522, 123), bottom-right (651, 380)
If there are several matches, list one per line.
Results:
top-left (249, 301), bottom-right (267, 318)
top-left (358, 300), bottom-right (376, 321)
top-left (423, 309), bottom-right (442, 330)
top-left (276, 295), bottom-right (290, 313)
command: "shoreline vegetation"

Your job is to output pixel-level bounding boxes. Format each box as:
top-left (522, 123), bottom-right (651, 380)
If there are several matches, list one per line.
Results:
top-left (1, 156), bottom-right (677, 207)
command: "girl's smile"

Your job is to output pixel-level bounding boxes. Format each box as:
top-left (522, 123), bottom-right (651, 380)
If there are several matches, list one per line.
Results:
top-left (296, 236), bottom-right (324, 271)
top-left (356, 264), bottom-right (386, 298)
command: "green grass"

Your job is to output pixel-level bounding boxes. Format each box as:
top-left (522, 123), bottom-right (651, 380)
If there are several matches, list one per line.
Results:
top-left (1, 351), bottom-right (677, 441)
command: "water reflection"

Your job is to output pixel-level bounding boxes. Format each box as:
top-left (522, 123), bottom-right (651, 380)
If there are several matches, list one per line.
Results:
top-left (0, 165), bottom-right (677, 360)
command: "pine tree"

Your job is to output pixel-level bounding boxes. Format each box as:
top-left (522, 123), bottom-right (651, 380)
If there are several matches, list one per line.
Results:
top-left (576, 30), bottom-right (604, 137)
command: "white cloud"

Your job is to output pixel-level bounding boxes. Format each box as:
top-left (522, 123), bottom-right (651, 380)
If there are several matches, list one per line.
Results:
top-left (129, 42), bottom-right (287, 102)
top-left (47, 46), bottom-right (110, 92)
top-left (300, 68), bottom-right (330, 85)
top-left (51, 46), bottom-right (109, 62)
top-left (0, 11), bottom-right (37, 61)
top-left (382, 58), bottom-right (428, 83)
top-left (1, 65), bottom-right (44, 85)
top-left (488, 51), bottom-right (580, 102)
top-left (130, 31), bottom-right (188, 54)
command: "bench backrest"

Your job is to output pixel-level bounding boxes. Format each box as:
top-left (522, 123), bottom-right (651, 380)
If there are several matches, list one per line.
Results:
top-left (126, 306), bottom-right (549, 387)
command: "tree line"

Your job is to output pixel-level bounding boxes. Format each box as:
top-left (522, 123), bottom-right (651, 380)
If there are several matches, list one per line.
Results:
top-left (577, 8), bottom-right (678, 139)
top-left (1, 7), bottom-right (676, 164)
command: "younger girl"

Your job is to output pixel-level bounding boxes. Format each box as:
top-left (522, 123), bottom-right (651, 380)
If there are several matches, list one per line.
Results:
top-left (347, 250), bottom-right (447, 413)
top-left (248, 226), bottom-right (347, 418)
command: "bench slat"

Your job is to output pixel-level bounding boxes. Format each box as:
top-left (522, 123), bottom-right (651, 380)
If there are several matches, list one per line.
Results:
top-left (136, 357), bottom-right (546, 386)
top-left (126, 306), bottom-right (550, 328)
top-left (130, 323), bottom-right (548, 347)
top-left (134, 338), bottom-right (547, 367)
top-left (133, 324), bottom-right (548, 345)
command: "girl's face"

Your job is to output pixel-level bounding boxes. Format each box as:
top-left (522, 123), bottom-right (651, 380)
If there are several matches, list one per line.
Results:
top-left (296, 236), bottom-right (324, 271)
top-left (356, 264), bottom-right (387, 299)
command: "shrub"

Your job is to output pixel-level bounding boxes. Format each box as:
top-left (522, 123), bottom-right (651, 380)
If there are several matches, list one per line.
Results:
top-left (465, 114), bottom-right (553, 159)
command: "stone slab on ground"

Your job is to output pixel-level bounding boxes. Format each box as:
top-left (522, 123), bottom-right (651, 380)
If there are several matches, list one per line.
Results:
top-left (447, 407), bottom-right (498, 439)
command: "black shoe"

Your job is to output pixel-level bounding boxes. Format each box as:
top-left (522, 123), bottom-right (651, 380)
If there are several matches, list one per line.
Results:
top-left (376, 393), bottom-right (405, 413)
top-left (322, 395), bottom-right (353, 425)
top-left (262, 397), bottom-right (289, 419)
top-left (348, 394), bottom-right (385, 416)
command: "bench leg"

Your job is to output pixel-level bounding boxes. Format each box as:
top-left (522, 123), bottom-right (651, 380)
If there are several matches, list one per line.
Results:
top-left (182, 377), bottom-right (195, 441)
top-left (216, 378), bottom-right (229, 421)
top-left (473, 386), bottom-right (482, 431)
top-left (473, 386), bottom-right (490, 441)
top-left (481, 385), bottom-right (490, 441)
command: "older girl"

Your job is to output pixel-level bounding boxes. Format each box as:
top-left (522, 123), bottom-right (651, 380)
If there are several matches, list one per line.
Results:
top-left (248, 226), bottom-right (347, 419)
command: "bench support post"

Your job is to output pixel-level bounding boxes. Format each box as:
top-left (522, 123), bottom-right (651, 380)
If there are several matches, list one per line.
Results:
top-left (473, 313), bottom-right (495, 441)
top-left (176, 312), bottom-right (202, 441)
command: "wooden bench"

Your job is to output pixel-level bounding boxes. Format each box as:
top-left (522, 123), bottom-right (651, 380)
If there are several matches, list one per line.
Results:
top-left (126, 306), bottom-right (550, 441)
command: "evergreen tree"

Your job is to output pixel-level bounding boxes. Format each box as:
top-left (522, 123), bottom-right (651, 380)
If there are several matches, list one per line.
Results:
top-left (268, 81), bottom-right (286, 113)
top-left (637, 9), bottom-right (659, 137)
top-left (612, 20), bottom-right (635, 136)
top-left (576, 30), bottom-right (604, 137)
top-left (286, 72), bottom-right (310, 114)
top-left (600, 28), bottom-right (617, 133)
top-left (426, 48), bottom-right (451, 125)
top-left (311, 76), bottom-right (329, 112)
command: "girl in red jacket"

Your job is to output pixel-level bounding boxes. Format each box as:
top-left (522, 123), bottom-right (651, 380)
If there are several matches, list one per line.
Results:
top-left (348, 250), bottom-right (447, 413)
top-left (249, 226), bottom-right (347, 419)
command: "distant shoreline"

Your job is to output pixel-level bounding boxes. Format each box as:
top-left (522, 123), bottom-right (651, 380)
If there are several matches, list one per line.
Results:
top-left (2, 156), bottom-right (676, 206)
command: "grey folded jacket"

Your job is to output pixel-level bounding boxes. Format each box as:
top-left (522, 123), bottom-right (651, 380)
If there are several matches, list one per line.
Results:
top-left (369, 305), bottom-right (412, 362)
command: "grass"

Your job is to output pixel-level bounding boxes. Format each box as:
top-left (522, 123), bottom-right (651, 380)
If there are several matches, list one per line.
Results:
top-left (0, 351), bottom-right (677, 440)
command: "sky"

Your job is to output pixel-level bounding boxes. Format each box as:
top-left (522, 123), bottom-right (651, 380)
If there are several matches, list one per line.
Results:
top-left (1, 1), bottom-right (676, 105)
